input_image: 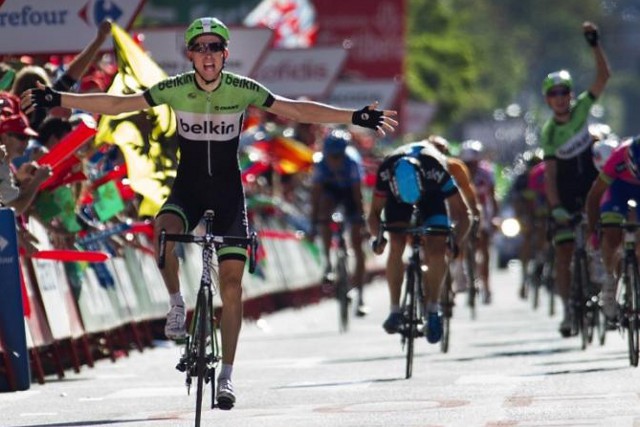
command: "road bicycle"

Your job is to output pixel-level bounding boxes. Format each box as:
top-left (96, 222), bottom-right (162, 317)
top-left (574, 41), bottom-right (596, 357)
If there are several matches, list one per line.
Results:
top-left (464, 217), bottom-right (479, 320)
top-left (602, 200), bottom-right (640, 366)
top-left (378, 211), bottom-right (452, 378)
top-left (158, 210), bottom-right (258, 426)
top-left (567, 213), bottom-right (600, 349)
top-left (528, 217), bottom-right (556, 317)
top-left (325, 211), bottom-right (351, 333)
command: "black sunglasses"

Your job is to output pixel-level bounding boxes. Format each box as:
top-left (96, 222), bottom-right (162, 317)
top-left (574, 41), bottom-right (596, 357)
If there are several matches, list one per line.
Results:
top-left (546, 88), bottom-right (570, 98)
top-left (188, 42), bottom-right (226, 54)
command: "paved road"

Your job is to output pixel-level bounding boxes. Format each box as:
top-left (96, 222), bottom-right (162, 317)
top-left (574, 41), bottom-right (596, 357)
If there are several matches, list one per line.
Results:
top-left (2, 263), bottom-right (640, 427)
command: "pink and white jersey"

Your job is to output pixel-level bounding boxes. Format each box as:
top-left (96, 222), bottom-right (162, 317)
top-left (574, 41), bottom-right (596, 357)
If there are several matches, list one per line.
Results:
top-left (601, 140), bottom-right (640, 185)
top-left (528, 161), bottom-right (546, 198)
top-left (472, 161), bottom-right (495, 205)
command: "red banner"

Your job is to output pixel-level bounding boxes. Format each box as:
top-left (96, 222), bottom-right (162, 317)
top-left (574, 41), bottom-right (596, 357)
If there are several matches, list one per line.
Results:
top-left (313, 0), bottom-right (405, 80)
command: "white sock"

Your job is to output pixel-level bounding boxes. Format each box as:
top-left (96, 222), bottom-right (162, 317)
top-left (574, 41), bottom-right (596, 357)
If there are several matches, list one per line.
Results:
top-left (169, 292), bottom-right (184, 307)
top-left (390, 305), bottom-right (401, 313)
top-left (219, 363), bottom-right (233, 381)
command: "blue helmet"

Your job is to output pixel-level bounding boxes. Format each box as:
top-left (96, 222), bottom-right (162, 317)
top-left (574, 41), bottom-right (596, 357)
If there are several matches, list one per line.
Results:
top-left (390, 156), bottom-right (424, 204)
top-left (323, 129), bottom-right (351, 156)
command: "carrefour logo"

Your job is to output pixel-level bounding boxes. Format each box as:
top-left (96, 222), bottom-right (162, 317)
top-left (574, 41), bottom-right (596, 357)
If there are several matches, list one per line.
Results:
top-left (78, 0), bottom-right (123, 27)
top-left (0, 1), bottom-right (124, 28)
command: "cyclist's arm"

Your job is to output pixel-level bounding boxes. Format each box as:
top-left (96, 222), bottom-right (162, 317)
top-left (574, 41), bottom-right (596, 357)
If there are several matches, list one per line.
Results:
top-left (367, 193), bottom-right (386, 239)
top-left (63, 20), bottom-right (111, 84)
top-left (447, 191), bottom-right (471, 246)
top-left (267, 96), bottom-right (354, 124)
top-left (544, 158), bottom-right (561, 208)
top-left (586, 175), bottom-right (609, 235)
top-left (22, 83), bottom-right (150, 116)
top-left (585, 22), bottom-right (611, 98)
top-left (266, 97), bottom-right (396, 136)
top-left (60, 91), bottom-right (149, 115)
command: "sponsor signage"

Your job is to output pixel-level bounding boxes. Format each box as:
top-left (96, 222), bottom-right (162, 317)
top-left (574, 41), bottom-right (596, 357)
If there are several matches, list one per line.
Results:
top-left (139, 26), bottom-right (273, 77)
top-left (252, 47), bottom-right (347, 99)
top-left (0, 0), bottom-right (145, 55)
top-left (325, 79), bottom-right (400, 110)
top-left (313, 0), bottom-right (405, 79)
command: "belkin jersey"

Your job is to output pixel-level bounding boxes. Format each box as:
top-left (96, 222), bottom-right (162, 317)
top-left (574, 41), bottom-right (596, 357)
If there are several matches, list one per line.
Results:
top-left (144, 71), bottom-right (275, 186)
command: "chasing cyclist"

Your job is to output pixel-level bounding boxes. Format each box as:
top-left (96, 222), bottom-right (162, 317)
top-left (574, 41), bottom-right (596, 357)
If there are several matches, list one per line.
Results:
top-left (368, 141), bottom-right (471, 344)
top-left (459, 139), bottom-right (498, 304)
top-left (540, 21), bottom-right (610, 337)
top-left (22, 17), bottom-right (397, 408)
top-left (309, 128), bottom-right (368, 316)
top-left (586, 135), bottom-right (639, 324)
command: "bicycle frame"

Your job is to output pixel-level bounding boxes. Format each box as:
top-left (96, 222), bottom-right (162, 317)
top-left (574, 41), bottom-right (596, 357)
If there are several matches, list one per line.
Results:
top-left (329, 211), bottom-right (351, 333)
top-left (158, 210), bottom-right (258, 425)
top-left (568, 213), bottom-right (597, 349)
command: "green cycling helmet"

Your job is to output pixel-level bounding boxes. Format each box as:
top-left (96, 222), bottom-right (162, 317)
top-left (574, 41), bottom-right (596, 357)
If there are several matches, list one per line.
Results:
top-left (185, 17), bottom-right (230, 47)
top-left (542, 70), bottom-right (573, 95)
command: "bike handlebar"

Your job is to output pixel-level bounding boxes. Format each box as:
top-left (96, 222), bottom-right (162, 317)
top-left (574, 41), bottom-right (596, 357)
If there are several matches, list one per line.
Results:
top-left (158, 230), bottom-right (259, 274)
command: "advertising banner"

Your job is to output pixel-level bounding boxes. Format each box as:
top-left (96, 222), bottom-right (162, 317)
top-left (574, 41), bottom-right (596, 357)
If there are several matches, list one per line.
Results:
top-left (325, 79), bottom-right (401, 110)
top-left (0, 209), bottom-right (30, 391)
top-left (313, 0), bottom-right (405, 80)
top-left (251, 46), bottom-right (347, 99)
top-left (0, 0), bottom-right (145, 55)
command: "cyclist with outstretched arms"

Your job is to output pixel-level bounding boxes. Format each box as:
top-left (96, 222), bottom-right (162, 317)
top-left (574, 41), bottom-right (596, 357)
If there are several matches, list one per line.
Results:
top-left (22, 17), bottom-right (397, 408)
top-left (368, 141), bottom-right (471, 344)
top-left (541, 21), bottom-right (610, 337)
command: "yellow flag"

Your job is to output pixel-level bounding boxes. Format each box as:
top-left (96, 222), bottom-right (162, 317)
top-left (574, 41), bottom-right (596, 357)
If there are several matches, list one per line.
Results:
top-left (95, 23), bottom-right (178, 217)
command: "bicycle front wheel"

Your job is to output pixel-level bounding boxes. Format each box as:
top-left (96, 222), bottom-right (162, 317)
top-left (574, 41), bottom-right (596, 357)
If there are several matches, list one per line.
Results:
top-left (465, 246), bottom-right (477, 320)
top-left (194, 288), bottom-right (210, 426)
top-left (625, 256), bottom-right (640, 367)
top-left (404, 263), bottom-right (418, 379)
top-left (336, 250), bottom-right (350, 333)
top-left (440, 271), bottom-right (452, 354)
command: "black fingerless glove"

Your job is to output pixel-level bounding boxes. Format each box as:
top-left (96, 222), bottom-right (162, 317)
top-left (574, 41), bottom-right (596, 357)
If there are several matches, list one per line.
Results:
top-left (584, 29), bottom-right (599, 47)
top-left (32, 86), bottom-right (61, 109)
top-left (352, 105), bottom-right (383, 130)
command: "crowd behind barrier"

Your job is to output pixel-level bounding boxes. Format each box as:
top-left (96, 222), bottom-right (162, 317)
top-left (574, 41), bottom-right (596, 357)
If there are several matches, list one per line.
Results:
top-left (0, 196), bottom-right (385, 392)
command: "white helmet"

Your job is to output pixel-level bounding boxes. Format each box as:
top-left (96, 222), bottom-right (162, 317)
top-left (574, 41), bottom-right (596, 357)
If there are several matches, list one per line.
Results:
top-left (592, 136), bottom-right (619, 171)
top-left (459, 140), bottom-right (484, 162)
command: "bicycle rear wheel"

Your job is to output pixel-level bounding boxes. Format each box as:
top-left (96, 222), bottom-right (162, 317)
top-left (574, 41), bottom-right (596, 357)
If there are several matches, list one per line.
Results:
top-left (542, 246), bottom-right (556, 317)
top-left (440, 271), bottom-right (452, 353)
top-left (194, 288), bottom-right (209, 426)
top-left (574, 253), bottom-right (589, 350)
top-left (336, 249), bottom-right (350, 333)
top-left (625, 257), bottom-right (640, 367)
top-left (404, 263), bottom-right (418, 379)
top-left (465, 246), bottom-right (477, 320)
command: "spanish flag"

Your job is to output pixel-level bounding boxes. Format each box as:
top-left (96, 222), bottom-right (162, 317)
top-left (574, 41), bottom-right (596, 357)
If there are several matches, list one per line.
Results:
top-left (95, 23), bottom-right (178, 217)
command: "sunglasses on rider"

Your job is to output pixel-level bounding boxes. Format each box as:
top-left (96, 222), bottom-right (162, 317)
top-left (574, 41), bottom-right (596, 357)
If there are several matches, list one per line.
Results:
top-left (188, 42), bottom-right (226, 54)
top-left (546, 87), bottom-right (571, 98)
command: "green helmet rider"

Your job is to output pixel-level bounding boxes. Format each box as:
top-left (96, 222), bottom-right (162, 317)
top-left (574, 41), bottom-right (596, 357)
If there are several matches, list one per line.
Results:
top-left (542, 70), bottom-right (573, 95)
top-left (184, 17), bottom-right (230, 47)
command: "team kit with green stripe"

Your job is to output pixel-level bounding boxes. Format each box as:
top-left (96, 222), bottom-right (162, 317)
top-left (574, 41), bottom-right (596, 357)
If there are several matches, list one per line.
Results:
top-left (144, 70), bottom-right (275, 261)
